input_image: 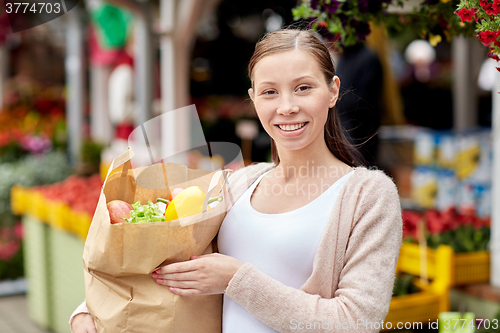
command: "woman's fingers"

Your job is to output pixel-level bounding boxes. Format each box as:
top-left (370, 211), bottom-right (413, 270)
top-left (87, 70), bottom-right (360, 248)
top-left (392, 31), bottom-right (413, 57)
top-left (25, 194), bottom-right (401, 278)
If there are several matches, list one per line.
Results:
top-left (156, 278), bottom-right (198, 290)
top-left (154, 270), bottom-right (198, 281)
top-left (156, 260), bottom-right (197, 275)
top-left (169, 287), bottom-right (202, 296)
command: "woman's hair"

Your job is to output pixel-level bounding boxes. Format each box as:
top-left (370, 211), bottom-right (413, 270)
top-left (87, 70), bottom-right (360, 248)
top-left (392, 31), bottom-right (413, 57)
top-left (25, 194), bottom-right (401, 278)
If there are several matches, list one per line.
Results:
top-left (248, 29), bottom-right (363, 167)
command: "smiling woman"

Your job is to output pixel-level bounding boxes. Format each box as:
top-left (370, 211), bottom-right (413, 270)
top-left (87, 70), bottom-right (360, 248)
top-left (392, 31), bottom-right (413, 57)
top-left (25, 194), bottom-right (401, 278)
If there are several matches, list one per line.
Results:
top-left (247, 30), bottom-right (360, 167)
top-left (70, 29), bottom-right (402, 333)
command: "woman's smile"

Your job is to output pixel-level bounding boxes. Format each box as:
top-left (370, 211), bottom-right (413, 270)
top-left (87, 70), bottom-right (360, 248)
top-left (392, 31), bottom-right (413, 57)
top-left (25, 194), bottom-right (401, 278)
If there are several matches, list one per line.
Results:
top-left (274, 121), bottom-right (309, 137)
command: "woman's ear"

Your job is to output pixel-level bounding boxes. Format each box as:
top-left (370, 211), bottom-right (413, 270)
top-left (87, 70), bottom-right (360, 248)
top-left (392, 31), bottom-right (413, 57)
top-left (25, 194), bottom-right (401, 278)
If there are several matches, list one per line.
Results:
top-left (248, 88), bottom-right (255, 103)
top-left (329, 76), bottom-right (340, 108)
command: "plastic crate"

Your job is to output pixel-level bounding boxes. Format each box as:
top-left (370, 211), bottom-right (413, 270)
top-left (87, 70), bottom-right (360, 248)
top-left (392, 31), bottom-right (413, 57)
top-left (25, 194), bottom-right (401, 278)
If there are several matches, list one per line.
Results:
top-left (384, 245), bottom-right (453, 330)
top-left (30, 191), bottom-right (50, 223)
top-left (10, 185), bottom-right (28, 215)
top-left (47, 201), bottom-right (72, 231)
top-left (453, 251), bottom-right (490, 285)
top-left (71, 210), bottom-right (92, 241)
top-left (397, 242), bottom-right (490, 286)
top-left (385, 290), bottom-right (449, 330)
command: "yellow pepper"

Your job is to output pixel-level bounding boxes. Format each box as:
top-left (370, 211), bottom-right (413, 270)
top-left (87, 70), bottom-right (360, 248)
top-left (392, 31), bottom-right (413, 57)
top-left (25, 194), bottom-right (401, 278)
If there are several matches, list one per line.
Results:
top-left (160, 186), bottom-right (222, 222)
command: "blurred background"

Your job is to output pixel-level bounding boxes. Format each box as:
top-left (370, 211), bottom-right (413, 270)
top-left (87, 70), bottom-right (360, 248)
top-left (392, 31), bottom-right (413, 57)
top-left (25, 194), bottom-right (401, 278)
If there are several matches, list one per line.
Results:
top-left (0, 0), bottom-right (499, 332)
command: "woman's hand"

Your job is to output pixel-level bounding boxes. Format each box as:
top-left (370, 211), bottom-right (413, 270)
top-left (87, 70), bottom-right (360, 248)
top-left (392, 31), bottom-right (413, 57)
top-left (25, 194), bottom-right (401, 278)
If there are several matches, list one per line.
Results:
top-left (153, 253), bottom-right (244, 296)
top-left (70, 313), bottom-right (96, 333)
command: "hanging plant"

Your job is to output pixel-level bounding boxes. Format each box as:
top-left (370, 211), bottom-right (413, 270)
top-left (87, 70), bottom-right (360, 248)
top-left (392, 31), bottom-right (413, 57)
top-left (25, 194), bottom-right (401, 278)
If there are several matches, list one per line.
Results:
top-left (455, 0), bottom-right (500, 68)
top-left (292, 0), bottom-right (475, 50)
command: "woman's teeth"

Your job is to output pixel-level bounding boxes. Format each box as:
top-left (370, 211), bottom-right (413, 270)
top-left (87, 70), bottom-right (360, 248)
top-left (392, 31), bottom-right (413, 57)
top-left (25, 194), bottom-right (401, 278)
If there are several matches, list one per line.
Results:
top-left (277, 122), bottom-right (307, 131)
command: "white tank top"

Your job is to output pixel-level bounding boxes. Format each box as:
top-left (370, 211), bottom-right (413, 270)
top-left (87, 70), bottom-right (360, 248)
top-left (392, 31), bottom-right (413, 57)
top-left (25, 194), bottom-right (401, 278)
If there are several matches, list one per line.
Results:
top-left (218, 168), bottom-right (354, 333)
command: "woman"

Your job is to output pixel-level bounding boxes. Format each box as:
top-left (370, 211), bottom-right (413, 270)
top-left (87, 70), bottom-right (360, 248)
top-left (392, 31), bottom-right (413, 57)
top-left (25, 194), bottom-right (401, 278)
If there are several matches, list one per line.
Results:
top-left (71, 29), bottom-right (402, 333)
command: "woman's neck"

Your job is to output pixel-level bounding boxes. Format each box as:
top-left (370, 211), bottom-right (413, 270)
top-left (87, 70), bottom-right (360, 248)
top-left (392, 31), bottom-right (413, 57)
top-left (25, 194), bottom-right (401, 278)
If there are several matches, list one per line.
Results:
top-left (273, 141), bottom-right (350, 182)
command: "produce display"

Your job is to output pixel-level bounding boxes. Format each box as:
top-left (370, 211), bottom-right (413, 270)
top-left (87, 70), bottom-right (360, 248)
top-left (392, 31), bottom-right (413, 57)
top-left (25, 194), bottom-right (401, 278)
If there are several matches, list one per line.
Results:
top-left (11, 174), bottom-right (102, 240)
top-left (34, 174), bottom-right (102, 216)
top-left (402, 208), bottom-right (490, 253)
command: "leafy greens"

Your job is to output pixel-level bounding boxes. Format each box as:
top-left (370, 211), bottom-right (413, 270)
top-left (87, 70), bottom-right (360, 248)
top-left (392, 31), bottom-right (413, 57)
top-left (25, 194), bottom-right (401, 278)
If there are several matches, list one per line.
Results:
top-left (125, 201), bottom-right (166, 223)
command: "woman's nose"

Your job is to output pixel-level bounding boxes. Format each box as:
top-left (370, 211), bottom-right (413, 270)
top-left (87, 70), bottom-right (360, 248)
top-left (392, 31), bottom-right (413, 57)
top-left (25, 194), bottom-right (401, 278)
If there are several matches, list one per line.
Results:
top-left (276, 95), bottom-right (299, 115)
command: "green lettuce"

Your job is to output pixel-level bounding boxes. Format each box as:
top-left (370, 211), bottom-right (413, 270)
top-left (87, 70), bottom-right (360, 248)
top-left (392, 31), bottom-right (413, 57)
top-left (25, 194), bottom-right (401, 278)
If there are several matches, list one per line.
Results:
top-left (125, 201), bottom-right (166, 223)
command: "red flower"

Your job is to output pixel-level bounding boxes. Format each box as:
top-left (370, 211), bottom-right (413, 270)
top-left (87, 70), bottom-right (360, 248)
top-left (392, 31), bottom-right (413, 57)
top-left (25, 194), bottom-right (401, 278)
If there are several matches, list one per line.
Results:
top-left (496, 67), bottom-right (500, 72)
top-left (493, 0), bottom-right (500, 14)
top-left (317, 21), bottom-right (328, 28)
top-left (488, 52), bottom-right (500, 61)
top-left (483, 3), bottom-right (497, 15)
top-left (456, 8), bottom-right (474, 22)
top-left (478, 30), bottom-right (497, 46)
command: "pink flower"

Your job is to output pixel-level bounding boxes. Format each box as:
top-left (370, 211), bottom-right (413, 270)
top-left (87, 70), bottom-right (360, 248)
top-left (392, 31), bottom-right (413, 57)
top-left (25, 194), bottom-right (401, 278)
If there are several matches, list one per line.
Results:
top-left (0, 241), bottom-right (20, 261)
top-left (14, 223), bottom-right (23, 240)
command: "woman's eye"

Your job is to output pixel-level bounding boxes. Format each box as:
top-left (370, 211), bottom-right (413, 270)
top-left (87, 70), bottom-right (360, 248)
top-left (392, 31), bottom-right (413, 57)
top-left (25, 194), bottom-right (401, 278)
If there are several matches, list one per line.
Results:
top-left (297, 85), bottom-right (311, 92)
top-left (262, 90), bottom-right (276, 95)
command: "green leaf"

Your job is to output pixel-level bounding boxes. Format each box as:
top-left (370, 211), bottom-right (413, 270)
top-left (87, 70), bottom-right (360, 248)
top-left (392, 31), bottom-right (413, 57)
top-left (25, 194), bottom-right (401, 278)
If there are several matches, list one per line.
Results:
top-left (125, 201), bottom-right (166, 223)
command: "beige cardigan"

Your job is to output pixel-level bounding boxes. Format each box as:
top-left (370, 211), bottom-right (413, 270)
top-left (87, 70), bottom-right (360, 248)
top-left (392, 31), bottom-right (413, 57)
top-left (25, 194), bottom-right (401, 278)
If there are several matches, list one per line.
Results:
top-left (71, 163), bottom-right (402, 333)
top-left (222, 162), bottom-right (402, 333)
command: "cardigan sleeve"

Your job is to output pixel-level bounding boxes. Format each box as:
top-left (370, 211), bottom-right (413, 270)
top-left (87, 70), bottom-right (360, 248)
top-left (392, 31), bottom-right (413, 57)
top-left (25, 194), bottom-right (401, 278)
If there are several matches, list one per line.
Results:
top-left (224, 173), bottom-right (402, 333)
top-left (69, 300), bottom-right (90, 332)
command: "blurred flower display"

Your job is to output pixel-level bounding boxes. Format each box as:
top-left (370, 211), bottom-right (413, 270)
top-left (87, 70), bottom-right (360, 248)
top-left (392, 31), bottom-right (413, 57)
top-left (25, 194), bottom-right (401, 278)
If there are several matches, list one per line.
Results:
top-left (455, 0), bottom-right (500, 67)
top-left (402, 208), bottom-right (490, 253)
top-left (0, 151), bottom-right (74, 228)
top-left (0, 82), bottom-right (66, 163)
top-left (293, 0), bottom-right (475, 50)
top-left (34, 174), bottom-right (102, 216)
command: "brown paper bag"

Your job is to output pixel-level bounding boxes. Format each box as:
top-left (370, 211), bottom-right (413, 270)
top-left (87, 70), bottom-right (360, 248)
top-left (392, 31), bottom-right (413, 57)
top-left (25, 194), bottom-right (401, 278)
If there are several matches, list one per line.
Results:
top-left (83, 148), bottom-right (230, 333)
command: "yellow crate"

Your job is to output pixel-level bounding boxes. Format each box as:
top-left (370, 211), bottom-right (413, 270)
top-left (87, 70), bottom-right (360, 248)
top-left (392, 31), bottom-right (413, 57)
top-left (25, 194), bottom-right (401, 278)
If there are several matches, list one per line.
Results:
top-left (71, 210), bottom-right (92, 242)
top-left (11, 185), bottom-right (28, 215)
top-left (384, 245), bottom-right (453, 330)
top-left (384, 290), bottom-right (449, 330)
top-left (28, 191), bottom-right (50, 223)
top-left (453, 251), bottom-right (490, 285)
top-left (47, 201), bottom-right (71, 231)
top-left (398, 242), bottom-right (490, 286)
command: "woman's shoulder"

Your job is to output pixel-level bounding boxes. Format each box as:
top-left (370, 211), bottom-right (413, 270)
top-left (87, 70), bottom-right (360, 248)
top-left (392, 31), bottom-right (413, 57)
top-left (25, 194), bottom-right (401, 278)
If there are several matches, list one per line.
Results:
top-left (349, 166), bottom-right (399, 196)
top-left (228, 162), bottom-right (275, 183)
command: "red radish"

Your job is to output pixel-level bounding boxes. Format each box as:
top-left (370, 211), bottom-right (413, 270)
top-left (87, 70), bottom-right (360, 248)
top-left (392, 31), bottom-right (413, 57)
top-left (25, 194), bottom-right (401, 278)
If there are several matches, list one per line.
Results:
top-left (107, 200), bottom-right (133, 224)
top-left (169, 187), bottom-right (184, 201)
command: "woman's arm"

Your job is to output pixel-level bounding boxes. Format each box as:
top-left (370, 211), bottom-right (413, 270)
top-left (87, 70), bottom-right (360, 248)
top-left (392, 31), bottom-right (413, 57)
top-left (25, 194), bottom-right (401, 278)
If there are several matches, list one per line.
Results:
top-left (223, 174), bottom-right (402, 333)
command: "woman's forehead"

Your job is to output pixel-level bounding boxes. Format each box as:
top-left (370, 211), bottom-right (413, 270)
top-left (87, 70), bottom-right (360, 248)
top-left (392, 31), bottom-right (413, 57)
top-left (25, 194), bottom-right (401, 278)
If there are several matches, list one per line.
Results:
top-left (253, 49), bottom-right (322, 83)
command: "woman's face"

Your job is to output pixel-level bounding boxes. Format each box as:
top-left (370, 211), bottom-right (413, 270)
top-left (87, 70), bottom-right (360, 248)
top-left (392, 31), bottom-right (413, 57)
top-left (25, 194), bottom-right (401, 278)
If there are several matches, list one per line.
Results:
top-left (249, 49), bottom-right (340, 154)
